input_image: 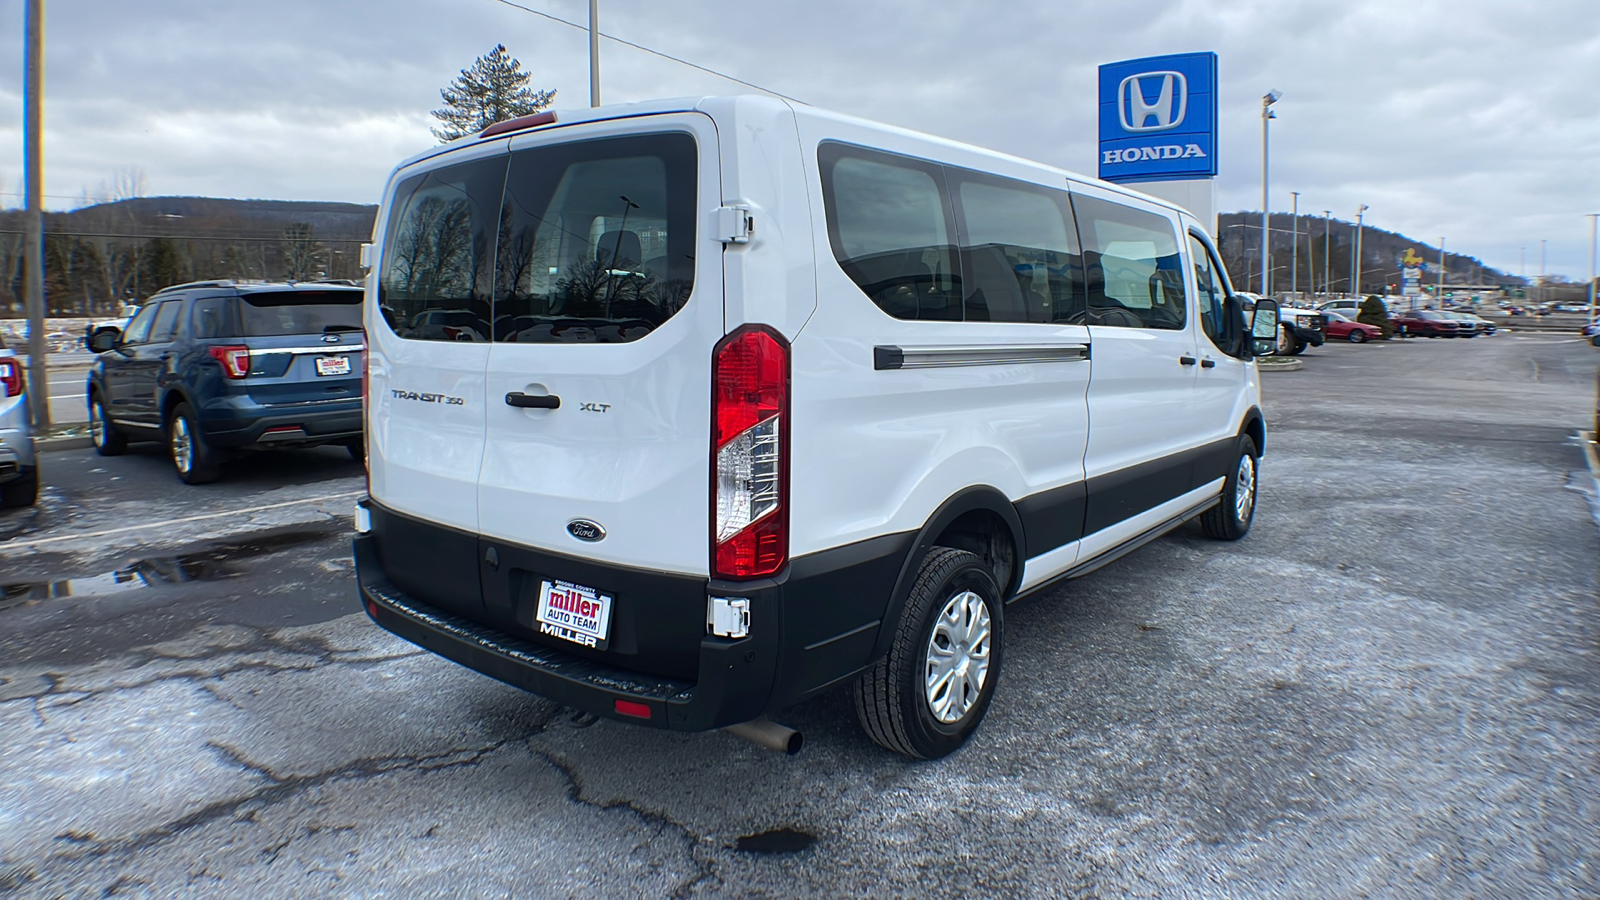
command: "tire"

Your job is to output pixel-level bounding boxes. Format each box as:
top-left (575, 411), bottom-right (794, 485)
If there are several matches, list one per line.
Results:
top-left (1288, 338), bottom-right (1309, 356)
top-left (1276, 326), bottom-right (1300, 356)
top-left (89, 392), bottom-right (128, 456)
top-left (0, 466), bottom-right (38, 508)
top-left (167, 402), bottom-right (222, 485)
top-left (1348, 330), bottom-right (1367, 343)
top-left (853, 547), bottom-right (1004, 759)
top-left (1200, 434), bottom-right (1259, 541)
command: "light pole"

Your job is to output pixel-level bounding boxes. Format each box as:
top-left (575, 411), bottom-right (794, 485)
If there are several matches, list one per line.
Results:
top-left (1437, 238), bottom-right (1445, 305)
top-left (1539, 238), bottom-right (1546, 306)
top-left (1588, 213), bottom-right (1597, 324)
top-left (1322, 210), bottom-right (1332, 298)
top-left (1261, 89), bottom-right (1282, 296)
top-left (589, 0), bottom-right (601, 107)
top-left (1352, 204), bottom-right (1368, 298)
top-left (1290, 191), bottom-right (1300, 299)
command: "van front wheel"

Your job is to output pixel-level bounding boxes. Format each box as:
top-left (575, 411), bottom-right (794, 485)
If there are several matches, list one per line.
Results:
top-left (853, 547), bottom-right (1004, 759)
top-left (1201, 434), bottom-right (1259, 541)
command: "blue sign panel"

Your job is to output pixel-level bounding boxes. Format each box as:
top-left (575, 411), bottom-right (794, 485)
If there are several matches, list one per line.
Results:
top-left (1098, 52), bottom-right (1218, 184)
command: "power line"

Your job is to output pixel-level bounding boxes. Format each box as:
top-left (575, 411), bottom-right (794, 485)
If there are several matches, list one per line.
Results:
top-left (0, 228), bottom-right (367, 243)
top-left (488, 0), bottom-right (804, 105)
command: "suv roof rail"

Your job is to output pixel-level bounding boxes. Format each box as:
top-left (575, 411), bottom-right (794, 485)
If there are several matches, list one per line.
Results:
top-left (152, 279), bottom-right (235, 294)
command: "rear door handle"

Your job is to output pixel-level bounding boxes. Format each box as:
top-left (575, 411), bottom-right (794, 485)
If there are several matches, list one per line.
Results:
top-left (505, 392), bottom-right (560, 409)
top-left (1179, 355), bottom-right (1197, 366)
top-left (1200, 358), bottom-right (1217, 368)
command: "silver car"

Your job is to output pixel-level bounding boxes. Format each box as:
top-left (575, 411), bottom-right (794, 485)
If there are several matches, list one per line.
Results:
top-left (0, 334), bottom-right (39, 507)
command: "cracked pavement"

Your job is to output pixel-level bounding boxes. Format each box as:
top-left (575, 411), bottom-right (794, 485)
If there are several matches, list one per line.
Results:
top-left (1, 335), bottom-right (1597, 897)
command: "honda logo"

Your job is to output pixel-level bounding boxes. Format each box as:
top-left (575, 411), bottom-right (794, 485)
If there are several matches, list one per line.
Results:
top-left (1118, 71), bottom-right (1187, 133)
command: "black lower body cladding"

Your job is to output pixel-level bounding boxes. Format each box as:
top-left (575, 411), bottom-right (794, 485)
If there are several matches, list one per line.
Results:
top-left (355, 501), bottom-right (912, 730)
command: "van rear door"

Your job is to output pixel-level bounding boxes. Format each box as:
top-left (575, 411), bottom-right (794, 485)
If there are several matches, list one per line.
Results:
top-left (367, 142), bottom-right (509, 617)
top-left (478, 116), bottom-right (720, 577)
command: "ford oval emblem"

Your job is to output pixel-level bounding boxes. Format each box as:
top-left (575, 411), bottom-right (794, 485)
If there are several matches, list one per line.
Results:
top-left (567, 519), bottom-right (606, 542)
top-left (322, 333), bottom-right (341, 343)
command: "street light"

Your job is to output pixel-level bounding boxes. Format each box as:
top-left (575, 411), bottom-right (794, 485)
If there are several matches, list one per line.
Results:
top-left (1322, 210), bottom-right (1332, 298)
top-left (1290, 191), bottom-right (1300, 299)
top-left (1260, 89), bottom-right (1282, 296)
top-left (1588, 213), bottom-right (1598, 325)
top-left (1352, 204), bottom-right (1368, 298)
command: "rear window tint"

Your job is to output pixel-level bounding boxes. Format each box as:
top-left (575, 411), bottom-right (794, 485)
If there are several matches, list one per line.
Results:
top-left (494, 132), bottom-right (698, 343)
top-left (239, 290), bottom-right (363, 337)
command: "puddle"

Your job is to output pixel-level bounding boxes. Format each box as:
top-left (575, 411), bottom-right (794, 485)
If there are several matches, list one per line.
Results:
top-left (734, 828), bottom-right (816, 854)
top-left (1, 527), bottom-right (335, 610)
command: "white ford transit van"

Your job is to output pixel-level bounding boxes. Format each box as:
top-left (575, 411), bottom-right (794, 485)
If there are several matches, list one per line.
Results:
top-left (354, 96), bottom-right (1279, 759)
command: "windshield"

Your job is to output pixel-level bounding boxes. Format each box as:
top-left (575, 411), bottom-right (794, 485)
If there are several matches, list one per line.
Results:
top-left (239, 290), bottom-right (363, 337)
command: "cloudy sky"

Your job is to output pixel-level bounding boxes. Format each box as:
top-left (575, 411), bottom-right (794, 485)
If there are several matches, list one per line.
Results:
top-left (1, 0), bottom-right (1597, 281)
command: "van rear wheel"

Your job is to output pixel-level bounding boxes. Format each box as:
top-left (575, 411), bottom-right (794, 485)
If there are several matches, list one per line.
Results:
top-left (1200, 434), bottom-right (1258, 541)
top-left (853, 547), bottom-right (1004, 759)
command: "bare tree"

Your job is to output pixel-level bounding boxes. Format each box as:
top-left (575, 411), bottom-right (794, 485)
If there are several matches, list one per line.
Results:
top-left (281, 223), bottom-right (322, 281)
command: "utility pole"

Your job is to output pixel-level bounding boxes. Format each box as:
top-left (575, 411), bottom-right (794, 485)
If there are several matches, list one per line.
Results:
top-left (588, 0), bottom-right (600, 107)
top-left (1438, 238), bottom-right (1445, 304)
top-left (1260, 90), bottom-right (1281, 296)
top-left (1322, 210), bottom-right (1331, 298)
top-left (1290, 191), bottom-right (1299, 299)
top-left (24, 0), bottom-right (50, 430)
top-left (1539, 238), bottom-right (1546, 305)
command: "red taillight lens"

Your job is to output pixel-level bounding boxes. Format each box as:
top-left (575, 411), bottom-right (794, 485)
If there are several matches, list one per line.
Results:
top-left (207, 345), bottom-right (250, 379)
top-left (712, 327), bottom-right (789, 580)
top-left (613, 699), bottom-right (653, 719)
top-left (0, 359), bottom-right (20, 397)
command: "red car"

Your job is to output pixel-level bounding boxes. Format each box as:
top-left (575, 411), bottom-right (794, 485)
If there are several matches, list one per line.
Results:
top-left (1323, 311), bottom-right (1383, 343)
top-left (1392, 309), bottom-right (1461, 337)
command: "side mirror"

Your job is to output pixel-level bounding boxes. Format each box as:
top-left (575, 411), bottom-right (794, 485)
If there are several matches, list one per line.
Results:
top-left (1249, 299), bottom-right (1280, 357)
top-left (89, 326), bottom-right (121, 353)
top-left (1222, 294), bottom-right (1248, 358)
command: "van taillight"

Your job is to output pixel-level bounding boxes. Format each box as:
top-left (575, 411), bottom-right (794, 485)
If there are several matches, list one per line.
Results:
top-left (0, 359), bottom-right (20, 397)
top-left (207, 345), bottom-right (250, 379)
top-left (711, 326), bottom-right (789, 580)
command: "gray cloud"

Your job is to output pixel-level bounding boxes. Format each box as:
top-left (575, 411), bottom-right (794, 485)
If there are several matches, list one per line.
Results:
top-left (0, 0), bottom-right (1596, 277)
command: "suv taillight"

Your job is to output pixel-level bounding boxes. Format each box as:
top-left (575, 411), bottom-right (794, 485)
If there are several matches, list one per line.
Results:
top-left (711, 326), bottom-right (789, 580)
top-left (207, 345), bottom-right (251, 379)
top-left (0, 359), bottom-right (20, 397)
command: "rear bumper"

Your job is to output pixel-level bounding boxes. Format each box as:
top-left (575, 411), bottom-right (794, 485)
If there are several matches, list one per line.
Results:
top-left (200, 405), bottom-right (362, 448)
top-left (353, 499), bottom-right (912, 731)
top-left (0, 423), bottom-right (36, 479)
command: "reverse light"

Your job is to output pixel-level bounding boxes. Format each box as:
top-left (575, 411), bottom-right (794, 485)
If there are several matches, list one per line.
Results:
top-left (0, 359), bottom-right (20, 397)
top-left (711, 326), bottom-right (789, 580)
top-left (207, 345), bottom-right (250, 379)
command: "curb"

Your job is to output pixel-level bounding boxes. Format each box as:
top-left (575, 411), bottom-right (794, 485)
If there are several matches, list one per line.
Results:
top-left (1257, 358), bottom-right (1304, 372)
top-left (38, 436), bottom-right (94, 453)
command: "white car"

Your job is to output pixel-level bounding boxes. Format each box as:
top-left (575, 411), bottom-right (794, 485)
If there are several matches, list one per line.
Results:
top-left (353, 97), bottom-right (1280, 759)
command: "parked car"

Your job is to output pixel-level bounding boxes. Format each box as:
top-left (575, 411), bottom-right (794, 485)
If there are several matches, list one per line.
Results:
top-left (1392, 309), bottom-right (1461, 338)
top-left (0, 334), bottom-right (39, 507)
top-left (1322, 311), bottom-right (1382, 343)
top-left (1581, 320), bottom-right (1600, 338)
top-left (1444, 311), bottom-right (1494, 335)
top-left (87, 280), bottom-right (365, 484)
top-left (1316, 299), bottom-right (1362, 319)
top-left (354, 96), bottom-right (1282, 760)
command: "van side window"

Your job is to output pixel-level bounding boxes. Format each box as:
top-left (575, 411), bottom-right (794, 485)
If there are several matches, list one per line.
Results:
top-left (1189, 234), bottom-right (1227, 348)
top-left (1072, 195), bottom-right (1185, 330)
top-left (495, 132), bottom-right (697, 343)
top-left (820, 143), bottom-right (960, 321)
top-left (378, 156), bottom-right (507, 342)
top-left (954, 177), bottom-right (1084, 324)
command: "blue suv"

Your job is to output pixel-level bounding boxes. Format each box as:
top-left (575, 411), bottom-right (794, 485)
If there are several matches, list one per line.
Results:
top-left (87, 281), bottom-right (365, 484)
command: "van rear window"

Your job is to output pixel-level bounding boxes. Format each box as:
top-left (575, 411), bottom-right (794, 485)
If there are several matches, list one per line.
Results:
top-left (378, 132), bottom-right (697, 344)
top-left (240, 291), bottom-right (363, 337)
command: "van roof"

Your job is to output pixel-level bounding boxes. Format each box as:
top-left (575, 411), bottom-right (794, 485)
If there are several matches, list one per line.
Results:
top-left (395, 94), bottom-right (1189, 220)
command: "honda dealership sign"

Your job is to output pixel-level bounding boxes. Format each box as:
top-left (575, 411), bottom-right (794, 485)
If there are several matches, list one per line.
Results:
top-left (1098, 52), bottom-right (1218, 184)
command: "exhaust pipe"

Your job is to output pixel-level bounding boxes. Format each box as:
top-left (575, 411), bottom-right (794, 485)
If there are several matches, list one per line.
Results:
top-left (723, 718), bottom-right (803, 755)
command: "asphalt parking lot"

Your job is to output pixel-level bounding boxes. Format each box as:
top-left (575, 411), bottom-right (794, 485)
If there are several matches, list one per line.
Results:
top-left (1, 332), bottom-right (1596, 897)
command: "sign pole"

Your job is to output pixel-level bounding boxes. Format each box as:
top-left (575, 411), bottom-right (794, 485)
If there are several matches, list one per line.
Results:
top-left (24, 0), bottom-right (49, 431)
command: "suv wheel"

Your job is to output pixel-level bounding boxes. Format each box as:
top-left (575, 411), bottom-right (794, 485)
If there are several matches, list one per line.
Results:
top-left (1201, 434), bottom-right (1259, 541)
top-left (168, 402), bottom-right (221, 484)
top-left (0, 466), bottom-right (38, 508)
top-left (90, 392), bottom-right (128, 456)
top-left (854, 547), bottom-right (1004, 759)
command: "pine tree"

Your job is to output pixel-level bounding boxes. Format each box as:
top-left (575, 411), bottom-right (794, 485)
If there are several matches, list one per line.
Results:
top-left (1356, 294), bottom-right (1394, 339)
top-left (430, 45), bottom-right (556, 143)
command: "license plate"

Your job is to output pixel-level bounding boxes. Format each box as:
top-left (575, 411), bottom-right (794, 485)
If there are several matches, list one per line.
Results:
top-left (535, 579), bottom-right (613, 650)
top-left (315, 355), bottom-right (351, 376)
